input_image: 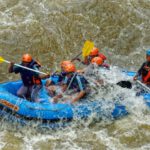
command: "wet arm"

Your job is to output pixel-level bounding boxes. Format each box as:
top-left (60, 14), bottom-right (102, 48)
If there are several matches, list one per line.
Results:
top-left (8, 63), bottom-right (20, 73)
top-left (33, 65), bottom-right (50, 79)
top-left (8, 62), bottom-right (14, 73)
top-left (71, 91), bottom-right (86, 103)
top-left (135, 63), bottom-right (145, 77)
top-left (39, 74), bottom-right (50, 79)
top-left (45, 79), bottom-right (52, 87)
top-left (51, 84), bottom-right (67, 103)
top-left (82, 56), bottom-right (90, 65)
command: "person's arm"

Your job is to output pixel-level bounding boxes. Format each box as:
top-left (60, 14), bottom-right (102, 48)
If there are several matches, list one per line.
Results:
top-left (137, 62), bottom-right (145, 76)
top-left (51, 78), bottom-right (68, 103)
top-left (45, 79), bottom-right (52, 87)
top-left (71, 58), bottom-right (81, 62)
top-left (133, 62), bottom-right (145, 80)
top-left (51, 84), bottom-right (67, 103)
top-left (8, 62), bottom-right (20, 73)
top-left (71, 91), bottom-right (86, 103)
top-left (8, 62), bottom-right (14, 73)
top-left (33, 65), bottom-right (50, 79)
top-left (83, 56), bottom-right (90, 65)
top-left (52, 94), bottom-right (63, 103)
top-left (39, 74), bottom-right (50, 79)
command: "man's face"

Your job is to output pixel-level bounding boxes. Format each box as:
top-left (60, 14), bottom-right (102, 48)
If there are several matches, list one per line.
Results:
top-left (146, 55), bottom-right (150, 62)
top-left (22, 61), bottom-right (30, 66)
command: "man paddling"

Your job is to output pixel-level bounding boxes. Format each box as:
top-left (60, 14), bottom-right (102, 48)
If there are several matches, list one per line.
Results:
top-left (75, 47), bottom-right (110, 68)
top-left (134, 49), bottom-right (150, 86)
top-left (8, 54), bottom-right (49, 101)
top-left (45, 60), bottom-right (72, 97)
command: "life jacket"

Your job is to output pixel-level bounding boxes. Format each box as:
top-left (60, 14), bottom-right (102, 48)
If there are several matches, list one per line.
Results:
top-left (98, 53), bottom-right (107, 60)
top-left (20, 60), bottom-right (42, 86)
top-left (142, 65), bottom-right (150, 84)
top-left (66, 73), bottom-right (88, 91)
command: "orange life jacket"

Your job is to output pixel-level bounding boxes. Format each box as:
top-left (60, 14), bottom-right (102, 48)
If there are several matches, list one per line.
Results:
top-left (32, 76), bottom-right (41, 85)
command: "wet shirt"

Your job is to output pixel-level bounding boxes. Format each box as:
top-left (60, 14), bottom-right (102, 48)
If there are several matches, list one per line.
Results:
top-left (63, 73), bottom-right (88, 92)
top-left (13, 63), bottom-right (40, 86)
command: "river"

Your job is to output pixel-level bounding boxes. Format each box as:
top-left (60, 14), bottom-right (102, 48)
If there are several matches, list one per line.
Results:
top-left (0, 0), bottom-right (150, 150)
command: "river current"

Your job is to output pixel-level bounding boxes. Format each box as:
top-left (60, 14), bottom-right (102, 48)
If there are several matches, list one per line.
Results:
top-left (0, 0), bottom-right (150, 150)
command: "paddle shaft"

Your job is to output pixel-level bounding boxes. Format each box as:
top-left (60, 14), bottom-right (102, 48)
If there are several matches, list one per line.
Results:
top-left (136, 80), bottom-right (150, 92)
top-left (3, 59), bottom-right (47, 75)
top-left (71, 52), bottom-right (82, 62)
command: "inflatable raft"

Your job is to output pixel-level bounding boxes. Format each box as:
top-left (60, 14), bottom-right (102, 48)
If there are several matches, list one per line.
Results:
top-left (0, 71), bottom-right (149, 127)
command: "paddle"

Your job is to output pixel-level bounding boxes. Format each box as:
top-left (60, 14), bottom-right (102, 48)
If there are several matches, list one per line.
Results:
top-left (117, 70), bottom-right (150, 91)
top-left (71, 40), bottom-right (94, 62)
top-left (0, 56), bottom-right (47, 75)
top-left (116, 80), bottom-right (132, 89)
top-left (136, 80), bottom-right (150, 92)
top-left (71, 52), bottom-right (82, 62)
top-left (82, 40), bottom-right (94, 58)
top-left (116, 79), bottom-right (150, 93)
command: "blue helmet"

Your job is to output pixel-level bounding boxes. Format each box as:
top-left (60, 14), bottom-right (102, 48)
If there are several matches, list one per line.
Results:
top-left (146, 49), bottom-right (150, 56)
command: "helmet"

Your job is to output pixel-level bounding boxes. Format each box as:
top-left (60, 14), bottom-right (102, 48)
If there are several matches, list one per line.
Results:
top-left (99, 53), bottom-right (107, 60)
top-left (64, 64), bottom-right (76, 73)
top-left (22, 54), bottom-right (32, 63)
top-left (60, 60), bottom-right (72, 68)
top-left (146, 49), bottom-right (150, 56)
top-left (90, 47), bottom-right (99, 56)
top-left (91, 57), bottom-right (103, 65)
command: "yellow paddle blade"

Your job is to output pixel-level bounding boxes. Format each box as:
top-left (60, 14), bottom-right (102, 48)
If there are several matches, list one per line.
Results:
top-left (82, 41), bottom-right (94, 58)
top-left (0, 56), bottom-right (5, 63)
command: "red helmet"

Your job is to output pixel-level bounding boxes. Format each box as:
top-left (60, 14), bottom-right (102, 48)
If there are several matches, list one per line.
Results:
top-left (64, 63), bottom-right (76, 73)
top-left (99, 53), bottom-right (107, 60)
top-left (91, 57), bottom-right (103, 65)
top-left (22, 54), bottom-right (32, 63)
top-left (90, 47), bottom-right (99, 56)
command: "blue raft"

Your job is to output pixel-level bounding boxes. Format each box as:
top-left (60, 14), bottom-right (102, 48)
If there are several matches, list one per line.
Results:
top-left (0, 71), bottom-right (149, 125)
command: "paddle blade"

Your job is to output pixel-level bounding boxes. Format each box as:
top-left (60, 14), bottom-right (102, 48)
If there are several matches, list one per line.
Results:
top-left (117, 81), bottom-right (132, 89)
top-left (0, 56), bottom-right (4, 63)
top-left (82, 41), bottom-right (94, 58)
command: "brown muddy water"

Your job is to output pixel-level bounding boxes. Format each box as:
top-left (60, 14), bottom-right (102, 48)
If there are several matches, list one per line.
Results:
top-left (0, 0), bottom-right (150, 150)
